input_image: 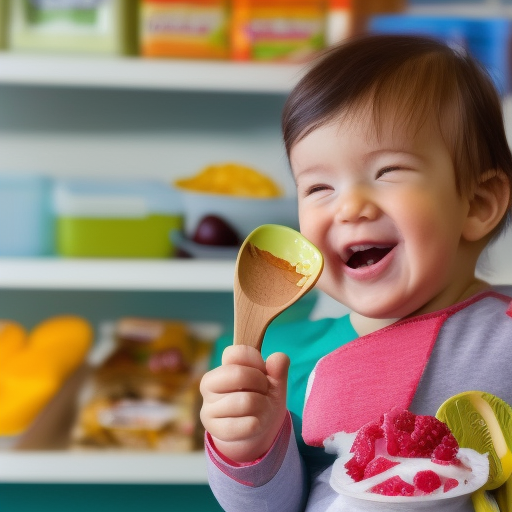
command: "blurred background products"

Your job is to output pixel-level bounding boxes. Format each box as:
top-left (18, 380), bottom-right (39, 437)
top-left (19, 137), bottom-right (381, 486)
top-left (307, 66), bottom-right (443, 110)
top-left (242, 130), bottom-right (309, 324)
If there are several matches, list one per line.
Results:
top-left (71, 318), bottom-right (215, 451)
top-left (0, 0), bottom-right (7, 49)
top-left (230, 0), bottom-right (326, 62)
top-left (173, 162), bottom-right (299, 258)
top-left (370, 14), bottom-right (512, 94)
top-left (0, 316), bottom-right (93, 437)
top-left (54, 178), bottom-right (183, 258)
top-left (0, 0), bottom-right (407, 60)
top-left (326, 0), bottom-right (406, 45)
top-left (0, 175), bottom-right (54, 257)
top-left (7, 0), bottom-right (138, 55)
top-left (140, 0), bottom-right (230, 59)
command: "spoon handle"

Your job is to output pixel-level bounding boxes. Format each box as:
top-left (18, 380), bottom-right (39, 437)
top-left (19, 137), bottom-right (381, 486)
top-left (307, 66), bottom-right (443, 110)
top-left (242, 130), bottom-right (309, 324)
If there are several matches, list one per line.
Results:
top-left (233, 286), bottom-right (276, 351)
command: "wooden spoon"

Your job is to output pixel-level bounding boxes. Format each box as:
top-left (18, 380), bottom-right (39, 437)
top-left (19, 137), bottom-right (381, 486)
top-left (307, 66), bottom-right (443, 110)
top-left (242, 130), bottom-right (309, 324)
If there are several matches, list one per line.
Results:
top-left (233, 224), bottom-right (323, 351)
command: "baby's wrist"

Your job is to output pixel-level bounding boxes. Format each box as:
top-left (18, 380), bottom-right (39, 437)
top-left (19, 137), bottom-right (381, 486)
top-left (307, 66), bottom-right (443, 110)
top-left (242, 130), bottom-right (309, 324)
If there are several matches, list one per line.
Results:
top-left (209, 413), bottom-right (290, 464)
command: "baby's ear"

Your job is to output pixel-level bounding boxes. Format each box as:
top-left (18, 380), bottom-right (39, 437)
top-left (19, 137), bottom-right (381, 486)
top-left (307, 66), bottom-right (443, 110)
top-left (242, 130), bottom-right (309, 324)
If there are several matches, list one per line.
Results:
top-left (462, 169), bottom-right (511, 242)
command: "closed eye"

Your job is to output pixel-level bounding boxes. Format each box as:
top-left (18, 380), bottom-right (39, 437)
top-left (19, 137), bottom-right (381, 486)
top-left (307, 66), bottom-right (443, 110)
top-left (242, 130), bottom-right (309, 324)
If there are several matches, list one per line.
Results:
top-left (305, 184), bottom-right (332, 196)
top-left (375, 166), bottom-right (404, 179)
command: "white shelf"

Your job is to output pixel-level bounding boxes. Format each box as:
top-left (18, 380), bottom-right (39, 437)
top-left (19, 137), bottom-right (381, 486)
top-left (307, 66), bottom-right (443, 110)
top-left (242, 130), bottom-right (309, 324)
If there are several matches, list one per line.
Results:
top-left (0, 53), bottom-right (306, 93)
top-left (0, 258), bottom-right (235, 291)
top-left (0, 451), bottom-right (208, 484)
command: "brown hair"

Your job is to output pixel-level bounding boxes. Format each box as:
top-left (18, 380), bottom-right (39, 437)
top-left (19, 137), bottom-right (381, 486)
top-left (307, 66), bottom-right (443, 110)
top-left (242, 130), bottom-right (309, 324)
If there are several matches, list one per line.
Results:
top-left (282, 34), bottom-right (512, 235)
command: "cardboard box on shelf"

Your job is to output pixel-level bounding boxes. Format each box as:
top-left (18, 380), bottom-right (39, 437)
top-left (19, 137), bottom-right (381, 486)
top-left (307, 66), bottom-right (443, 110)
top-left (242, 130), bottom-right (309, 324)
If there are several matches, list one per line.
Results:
top-left (7, 0), bottom-right (138, 55)
top-left (140, 0), bottom-right (230, 59)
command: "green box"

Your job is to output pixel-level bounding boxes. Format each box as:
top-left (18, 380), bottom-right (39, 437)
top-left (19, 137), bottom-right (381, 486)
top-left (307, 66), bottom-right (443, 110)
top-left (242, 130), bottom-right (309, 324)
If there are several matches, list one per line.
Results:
top-left (55, 179), bottom-right (183, 258)
top-left (8, 0), bottom-right (138, 55)
top-left (57, 214), bottom-right (182, 258)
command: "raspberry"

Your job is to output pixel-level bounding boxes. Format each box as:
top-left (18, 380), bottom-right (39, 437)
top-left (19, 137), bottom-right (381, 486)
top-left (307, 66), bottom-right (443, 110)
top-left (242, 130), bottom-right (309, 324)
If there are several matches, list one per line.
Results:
top-left (443, 478), bottom-right (459, 492)
top-left (382, 409), bottom-right (454, 458)
top-left (394, 409), bottom-right (416, 433)
top-left (431, 433), bottom-right (460, 465)
top-left (369, 476), bottom-right (415, 496)
top-left (344, 421), bottom-right (383, 482)
top-left (409, 416), bottom-right (452, 457)
top-left (363, 457), bottom-right (400, 479)
top-left (413, 470), bottom-right (442, 494)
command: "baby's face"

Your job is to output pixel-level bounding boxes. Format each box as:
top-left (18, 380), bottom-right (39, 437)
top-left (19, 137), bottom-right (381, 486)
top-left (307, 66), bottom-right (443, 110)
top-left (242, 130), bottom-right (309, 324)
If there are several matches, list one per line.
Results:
top-left (290, 110), bottom-right (476, 320)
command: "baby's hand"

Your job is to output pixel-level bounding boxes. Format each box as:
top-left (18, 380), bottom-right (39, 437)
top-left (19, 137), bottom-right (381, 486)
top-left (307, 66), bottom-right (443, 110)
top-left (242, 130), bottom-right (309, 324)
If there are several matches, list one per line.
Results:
top-left (200, 344), bottom-right (290, 463)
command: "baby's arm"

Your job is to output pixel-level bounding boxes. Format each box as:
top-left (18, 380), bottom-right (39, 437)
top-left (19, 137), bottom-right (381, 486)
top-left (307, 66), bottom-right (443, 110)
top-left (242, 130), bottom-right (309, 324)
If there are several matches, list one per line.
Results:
top-left (200, 345), bottom-right (308, 512)
top-left (200, 344), bottom-right (289, 462)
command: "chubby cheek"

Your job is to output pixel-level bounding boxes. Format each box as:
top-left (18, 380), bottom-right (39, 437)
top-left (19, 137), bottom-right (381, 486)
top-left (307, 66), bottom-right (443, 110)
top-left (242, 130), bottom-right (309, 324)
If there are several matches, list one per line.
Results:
top-left (299, 212), bottom-right (329, 257)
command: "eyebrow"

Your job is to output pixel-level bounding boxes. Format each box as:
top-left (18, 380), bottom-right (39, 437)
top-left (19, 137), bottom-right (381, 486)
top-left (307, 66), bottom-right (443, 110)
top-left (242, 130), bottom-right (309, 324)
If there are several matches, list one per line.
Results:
top-left (362, 148), bottom-right (425, 166)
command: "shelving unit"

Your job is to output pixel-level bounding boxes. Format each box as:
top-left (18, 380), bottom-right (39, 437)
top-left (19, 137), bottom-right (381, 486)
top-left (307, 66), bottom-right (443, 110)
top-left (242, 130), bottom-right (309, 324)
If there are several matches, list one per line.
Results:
top-left (0, 258), bottom-right (235, 291)
top-left (0, 451), bottom-right (209, 484)
top-left (0, 54), bottom-right (297, 497)
top-left (0, 53), bottom-right (306, 93)
top-left (2, 19), bottom-right (512, 505)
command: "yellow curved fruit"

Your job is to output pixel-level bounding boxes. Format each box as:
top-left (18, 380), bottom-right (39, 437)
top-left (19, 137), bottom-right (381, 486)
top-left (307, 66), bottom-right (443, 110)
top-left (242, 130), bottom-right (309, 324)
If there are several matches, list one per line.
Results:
top-left (436, 391), bottom-right (512, 490)
top-left (28, 315), bottom-right (93, 379)
top-left (0, 321), bottom-right (27, 362)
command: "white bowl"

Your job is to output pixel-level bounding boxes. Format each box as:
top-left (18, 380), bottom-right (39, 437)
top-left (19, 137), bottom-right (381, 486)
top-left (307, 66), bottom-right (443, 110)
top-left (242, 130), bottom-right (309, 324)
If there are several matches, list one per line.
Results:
top-left (178, 190), bottom-right (299, 240)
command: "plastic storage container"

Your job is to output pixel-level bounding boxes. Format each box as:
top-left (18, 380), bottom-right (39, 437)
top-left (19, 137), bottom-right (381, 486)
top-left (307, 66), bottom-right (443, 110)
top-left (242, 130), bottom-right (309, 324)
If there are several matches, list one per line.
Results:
top-left (369, 15), bottom-right (512, 95)
top-left (231, 0), bottom-right (326, 62)
top-left (55, 179), bottom-right (183, 258)
top-left (0, 175), bottom-right (54, 257)
top-left (139, 0), bottom-right (230, 59)
top-left (7, 0), bottom-right (138, 55)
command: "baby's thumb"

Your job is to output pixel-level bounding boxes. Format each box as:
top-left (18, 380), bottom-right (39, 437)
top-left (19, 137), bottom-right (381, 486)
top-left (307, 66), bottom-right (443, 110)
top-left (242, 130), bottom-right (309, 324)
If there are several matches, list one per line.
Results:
top-left (265, 352), bottom-right (290, 399)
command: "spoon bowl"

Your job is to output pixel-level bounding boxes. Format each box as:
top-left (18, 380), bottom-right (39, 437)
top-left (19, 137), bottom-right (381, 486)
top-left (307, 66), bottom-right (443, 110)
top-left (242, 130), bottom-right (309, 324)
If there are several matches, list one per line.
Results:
top-left (233, 224), bottom-right (323, 350)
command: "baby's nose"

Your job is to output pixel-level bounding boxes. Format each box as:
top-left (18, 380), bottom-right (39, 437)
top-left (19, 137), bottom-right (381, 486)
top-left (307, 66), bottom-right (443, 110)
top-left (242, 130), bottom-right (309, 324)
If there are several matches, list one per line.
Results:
top-left (334, 189), bottom-right (380, 223)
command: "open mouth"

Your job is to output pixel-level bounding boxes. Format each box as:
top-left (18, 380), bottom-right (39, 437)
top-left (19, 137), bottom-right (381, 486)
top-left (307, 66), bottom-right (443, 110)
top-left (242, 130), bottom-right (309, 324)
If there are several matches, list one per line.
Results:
top-left (345, 244), bottom-right (395, 270)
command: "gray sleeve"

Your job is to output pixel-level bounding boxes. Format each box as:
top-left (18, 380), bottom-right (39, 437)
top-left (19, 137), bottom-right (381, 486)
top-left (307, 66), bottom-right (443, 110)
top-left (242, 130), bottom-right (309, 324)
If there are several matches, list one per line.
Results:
top-left (206, 419), bottom-right (309, 512)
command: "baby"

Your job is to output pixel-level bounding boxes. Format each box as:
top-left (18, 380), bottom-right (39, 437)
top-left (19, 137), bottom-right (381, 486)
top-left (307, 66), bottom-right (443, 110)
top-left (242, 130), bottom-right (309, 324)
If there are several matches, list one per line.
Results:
top-left (200, 34), bottom-right (512, 511)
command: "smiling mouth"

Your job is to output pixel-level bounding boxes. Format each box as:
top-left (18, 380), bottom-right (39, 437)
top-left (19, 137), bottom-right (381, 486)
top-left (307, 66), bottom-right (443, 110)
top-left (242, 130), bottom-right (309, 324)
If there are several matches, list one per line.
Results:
top-left (345, 244), bottom-right (395, 269)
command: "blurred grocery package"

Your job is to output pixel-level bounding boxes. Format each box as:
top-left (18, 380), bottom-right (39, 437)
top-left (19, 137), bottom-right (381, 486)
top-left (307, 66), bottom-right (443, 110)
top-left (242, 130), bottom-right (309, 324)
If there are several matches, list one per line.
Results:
top-left (140, 0), bottom-right (230, 59)
top-left (71, 318), bottom-right (219, 451)
top-left (0, 316), bottom-right (93, 438)
top-left (370, 14), bottom-right (512, 95)
top-left (0, 174), bottom-right (55, 257)
top-left (54, 178), bottom-right (183, 258)
top-left (7, 0), bottom-right (137, 55)
top-left (231, 0), bottom-right (326, 62)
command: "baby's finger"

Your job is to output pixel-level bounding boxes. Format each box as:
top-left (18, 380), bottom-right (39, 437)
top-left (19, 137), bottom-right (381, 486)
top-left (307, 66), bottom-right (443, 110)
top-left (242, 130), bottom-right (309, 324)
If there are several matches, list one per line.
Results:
top-left (222, 344), bottom-right (266, 372)
top-left (206, 415), bottom-right (266, 444)
top-left (206, 390), bottom-right (269, 420)
top-left (200, 364), bottom-right (269, 400)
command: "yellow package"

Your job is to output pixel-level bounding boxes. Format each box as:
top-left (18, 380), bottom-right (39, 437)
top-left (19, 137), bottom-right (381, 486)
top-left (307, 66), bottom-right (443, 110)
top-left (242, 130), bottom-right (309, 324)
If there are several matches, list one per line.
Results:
top-left (174, 162), bottom-right (282, 198)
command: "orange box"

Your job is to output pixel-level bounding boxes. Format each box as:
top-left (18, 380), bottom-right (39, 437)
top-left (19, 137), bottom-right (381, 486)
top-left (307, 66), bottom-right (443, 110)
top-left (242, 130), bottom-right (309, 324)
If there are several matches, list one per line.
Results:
top-left (231, 0), bottom-right (326, 62)
top-left (140, 0), bottom-right (230, 59)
